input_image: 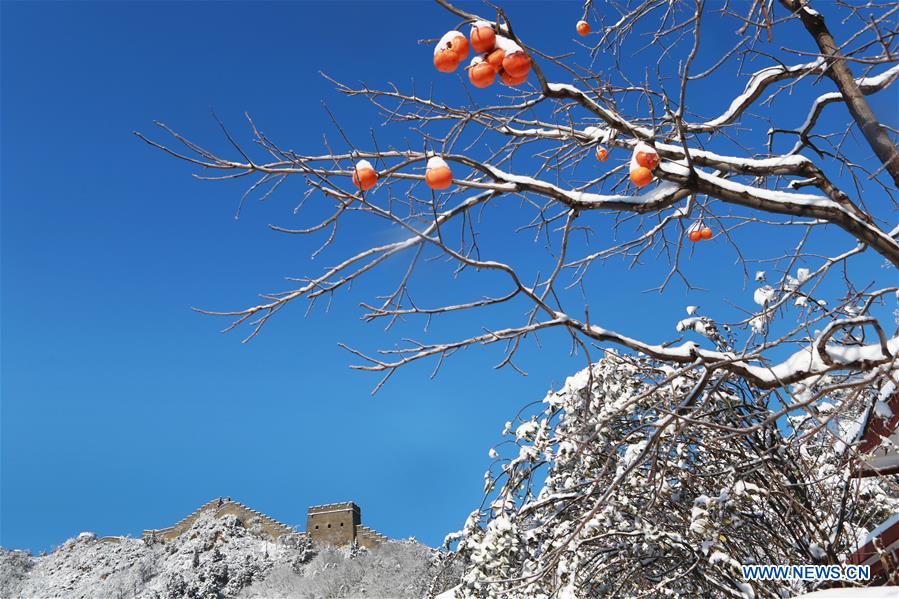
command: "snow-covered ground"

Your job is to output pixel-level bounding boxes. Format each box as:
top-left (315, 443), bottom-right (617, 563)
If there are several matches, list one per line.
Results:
top-left (791, 589), bottom-right (899, 599)
top-left (0, 512), bottom-right (459, 598)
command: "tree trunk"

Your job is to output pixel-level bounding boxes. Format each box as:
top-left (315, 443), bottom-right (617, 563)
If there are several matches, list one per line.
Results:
top-left (780, 0), bottom-right (899, 187)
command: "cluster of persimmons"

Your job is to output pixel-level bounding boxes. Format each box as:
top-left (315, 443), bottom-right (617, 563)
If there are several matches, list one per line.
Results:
top-left (350, 17), bottom-right (711, 241)
top-left (688, 223), bottom-right (714, 242)
top-left (628, 142), bottom-right (659, 189)
top-left (433, 22), bottom-right (533, 88)
top-left (600, 143), bottom-right (713, 240)
top-left (594, 142), bottom-right (660, 189)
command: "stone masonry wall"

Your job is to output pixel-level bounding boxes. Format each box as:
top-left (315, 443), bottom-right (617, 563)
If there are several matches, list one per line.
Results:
top-left (306, 502), bottom-right (361, 547)
top-left (142, 498), bottom-right (387, 549)
top-left (142, 498), bottom-right (299, 543)
top-left (355, 525), bottom-right (388, 549)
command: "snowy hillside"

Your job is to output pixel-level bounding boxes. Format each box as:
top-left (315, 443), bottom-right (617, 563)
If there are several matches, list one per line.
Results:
top-left (0, 512), bottom-right (460, 599)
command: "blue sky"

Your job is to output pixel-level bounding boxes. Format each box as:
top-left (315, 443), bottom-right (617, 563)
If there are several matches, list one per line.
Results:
top-left (2, 1), bottom-right (895, 553)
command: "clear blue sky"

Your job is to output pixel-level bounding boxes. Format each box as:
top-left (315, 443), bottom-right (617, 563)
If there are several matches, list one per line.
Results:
top-left (2, 1), bottom-right (894, 553)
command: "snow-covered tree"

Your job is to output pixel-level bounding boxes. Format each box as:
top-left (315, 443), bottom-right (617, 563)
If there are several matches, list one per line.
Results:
top-left (140, 0), bottom-right (898, 595)
top-left (450, 352), bottom-right (897, 597)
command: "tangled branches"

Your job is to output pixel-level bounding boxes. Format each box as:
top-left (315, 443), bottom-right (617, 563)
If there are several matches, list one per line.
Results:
top-left (452, 353), bottom-right (899, 597)
top-left (139, 0), bottom-right (899, 594)
top-left (138, 0), bottom-right (897, 395)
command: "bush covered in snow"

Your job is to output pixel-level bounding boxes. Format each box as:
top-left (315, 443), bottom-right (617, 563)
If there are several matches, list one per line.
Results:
top-left (450, 353), bottom-right (898, 598)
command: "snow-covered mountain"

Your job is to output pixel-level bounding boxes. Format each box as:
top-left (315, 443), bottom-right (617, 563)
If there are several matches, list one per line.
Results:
top-left (0, 511), bottom-right (460, 599)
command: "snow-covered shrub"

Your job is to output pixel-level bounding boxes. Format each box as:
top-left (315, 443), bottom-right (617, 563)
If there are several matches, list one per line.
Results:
top-left (452, 353), bottom-right (899, 598)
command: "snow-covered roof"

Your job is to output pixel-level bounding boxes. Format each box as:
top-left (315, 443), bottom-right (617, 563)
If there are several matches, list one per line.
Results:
top-left (845, 512), bottom-right (899, 577)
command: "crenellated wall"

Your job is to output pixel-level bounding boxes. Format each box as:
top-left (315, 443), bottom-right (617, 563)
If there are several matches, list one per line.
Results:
top-left (141, 498), bottom-right (301, 543)
top-left (355, 525), bottom-right (388, 549)
top-left (141, 498), bottom-right (387, 549)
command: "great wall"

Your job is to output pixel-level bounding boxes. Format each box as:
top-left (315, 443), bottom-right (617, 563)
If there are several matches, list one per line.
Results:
top-left (140, 498), bottom-right (388, 549)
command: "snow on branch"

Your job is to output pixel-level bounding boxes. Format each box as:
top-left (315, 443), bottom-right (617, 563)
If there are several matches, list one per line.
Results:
top-left (687, 59), bottom-right (825, 132)
top-left (784, 63), bottom-right (899, 155)
top-left (139, 0), bottom-right (898, 426)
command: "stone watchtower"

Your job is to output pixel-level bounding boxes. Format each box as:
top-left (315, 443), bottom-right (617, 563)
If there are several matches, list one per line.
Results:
top-left (306, 502), bottom-right (360, 546)
top-left (306, 502), bottom-right (387, 548)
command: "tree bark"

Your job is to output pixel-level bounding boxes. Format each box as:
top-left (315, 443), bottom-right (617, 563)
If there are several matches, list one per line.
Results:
top-left (780, 0), bottom-right (899, 187)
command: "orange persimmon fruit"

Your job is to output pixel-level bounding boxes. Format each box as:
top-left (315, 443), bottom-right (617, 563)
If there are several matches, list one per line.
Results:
top-left (352, 159), bottom-right (378, 191)
top-left (635, 149), bottom-right (660, 170)
top-left (502, 51), bottom-right (531, 78)
top-left (486, 48), bottom-right (506, 72)
top-left (688, 229), bottom-right (702, 243)
top-left (434, 49), bottom-right (461, 73)
top-left (446, 32), bottom-right (469, 61)
top-left (468, 61), bottom-right (496, 88)
top-left (500, 69), bottom-right (528, 87)
top-left (434, 31), bottom-right (468, 72)
top-left (576, 21), bottom-right (590, 36)
top-left (426, 156), bottom-right (453, 190)
top-left (470, 24), bottom-right (496, 53)
top-left (595, 146), bottom-right (609, 162)
top-left (700, 226), bottom-right (713, 240)
top-left (630, 166), bottom-right (653, 188)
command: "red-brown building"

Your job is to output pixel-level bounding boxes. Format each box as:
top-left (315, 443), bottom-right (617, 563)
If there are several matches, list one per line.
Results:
top-left (853, 389), bottom-right (899, 477)
top-left (847, 389), bottom-right (899, 579)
